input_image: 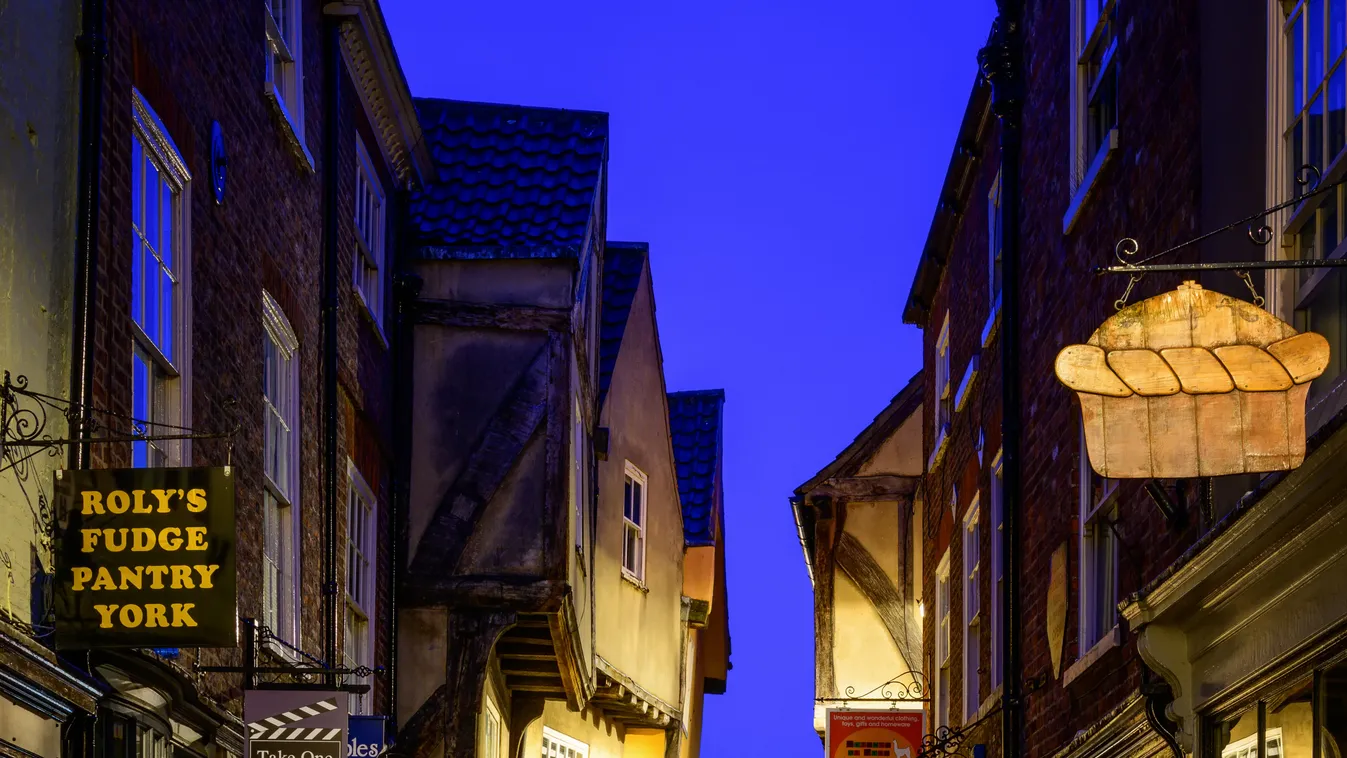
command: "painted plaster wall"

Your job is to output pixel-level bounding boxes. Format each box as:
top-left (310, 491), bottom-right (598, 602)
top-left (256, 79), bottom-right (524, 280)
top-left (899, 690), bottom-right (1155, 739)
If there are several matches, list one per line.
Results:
top-left (830, 569), bottom-right (909, 699)
top-left (0, 0), bottom-right (80, 630)
top-left (595, 266), bottom-right (683, 706)
top-left (417, 259), bottom-right (573, 309)
top-left (407, 321), bottom-right (550, 575)
top-left (856, 411), bottom-right (924, 477)
top-left (526, 701), bottom-right (625, 758)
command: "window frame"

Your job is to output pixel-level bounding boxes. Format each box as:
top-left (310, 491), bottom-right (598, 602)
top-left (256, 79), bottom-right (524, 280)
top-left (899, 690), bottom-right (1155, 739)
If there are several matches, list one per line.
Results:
top-left (261, 291), bottom-right (301, 650)
top-left (962, 497), bottom-right (982, 721)
top-left (130, 89), bottom-right (192, 469)
top-left (1279, 0), bottom-right (1347, 403)
top-left (933, 313), bottom-right (952, 465)
top-left (988, 449), bottom-right (1005, 694)
top-left (345, 460), bottom-right (377, 715)
top-left (541, 727), bottom-right (589, 758)
top-left (354, 135), bottom-right (387, 333)
top-left (988, 167), bottom-right (1003, 315)
top-left (1066, 0), bottom-right (1120, 230)
top-left (481, 694), bottom-right (503, 758)
top-left (264, 0), bottom-right (305, 146)
top-left (935, 549), bottom-right (952, 730)
top-left (621, 461), bottom-right (648, 585)
top-left (1078, 423), bottom-right (1119, 656)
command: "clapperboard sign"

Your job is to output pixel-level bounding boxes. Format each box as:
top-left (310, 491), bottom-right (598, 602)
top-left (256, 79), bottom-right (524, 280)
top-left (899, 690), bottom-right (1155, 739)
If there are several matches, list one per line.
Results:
top-left (245, 690), bottom-right (347, 758)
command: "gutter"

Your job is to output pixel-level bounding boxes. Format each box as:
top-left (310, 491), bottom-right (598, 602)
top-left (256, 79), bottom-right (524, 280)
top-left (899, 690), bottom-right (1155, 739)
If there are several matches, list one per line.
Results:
top-left (791, 497), bottom-right (815, 587)
top-left (70, 0), bottom-right (107, 470)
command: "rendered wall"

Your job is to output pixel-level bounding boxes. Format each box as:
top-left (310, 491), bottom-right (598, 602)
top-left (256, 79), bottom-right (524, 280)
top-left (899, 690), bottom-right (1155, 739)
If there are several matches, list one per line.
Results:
top-left (594, 267), bottom-right (683, 705)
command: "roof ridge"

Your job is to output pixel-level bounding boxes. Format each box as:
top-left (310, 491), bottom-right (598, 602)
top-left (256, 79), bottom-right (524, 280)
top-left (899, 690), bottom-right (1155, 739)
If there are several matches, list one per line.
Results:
top-left (413, 96), bottom-right (611, 121)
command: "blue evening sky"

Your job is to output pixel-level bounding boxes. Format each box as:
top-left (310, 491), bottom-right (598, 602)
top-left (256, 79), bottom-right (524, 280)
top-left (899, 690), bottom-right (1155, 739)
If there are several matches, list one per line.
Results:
top-left (383, 2), bottom-right (997, 753)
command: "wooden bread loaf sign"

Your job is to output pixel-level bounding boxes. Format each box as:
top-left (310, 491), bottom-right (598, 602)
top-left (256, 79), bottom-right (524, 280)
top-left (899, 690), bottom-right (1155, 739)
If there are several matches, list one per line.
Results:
top-left (1054, 281), bottom-right (1330, 478)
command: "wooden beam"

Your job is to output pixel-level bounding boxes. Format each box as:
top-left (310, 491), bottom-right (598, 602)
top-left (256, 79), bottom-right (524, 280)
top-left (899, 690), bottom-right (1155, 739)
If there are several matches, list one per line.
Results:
top-left (810, 475), bottom-right (918, 501)
top-left (834, 531), bottom-right (920, 670)
top-left (499, 659), bottom-right (561, 676)
top-left (813, 499), bottom-right (836, 700)
top-left (399, 577), bottom-right (566, 611)
top-left (496, 644), bottom-right (555, 661)
top-left (431, 610), bottom-right (518, 758)
top-left (415, 298), bottom-right (571, 332)
top-left (409, 344), bottom-right (550, 579)
top-left (394, 683), bottom-right (448, 758)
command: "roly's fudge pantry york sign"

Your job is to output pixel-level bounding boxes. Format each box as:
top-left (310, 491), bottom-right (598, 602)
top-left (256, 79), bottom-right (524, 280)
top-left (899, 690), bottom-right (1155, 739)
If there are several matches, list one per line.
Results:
top-left (54, 466), bottom-right (236, 649)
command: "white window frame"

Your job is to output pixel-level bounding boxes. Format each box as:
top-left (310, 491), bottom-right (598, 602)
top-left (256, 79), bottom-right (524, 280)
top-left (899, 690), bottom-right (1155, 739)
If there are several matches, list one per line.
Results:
top-left (622, 461), bottom-right (648, 584)
top-left (934, 549), bottom-right (951, 730)
top-left (1220, 727), bottom-right (1284, 758)
top-left (1276, 1), bottom-right (1347, 400)
top-left (262, 291), bottom-right (301, 650)
top-left (541, 727), bottom-right (588, 758)
top-left (988, 449), bottom-right (1005, 694)
top-left (354, 135), bottom-right (386, 332)
top-left (345, 461), bottom-right (377, 715)
top-left (932, 313), bottom-right (952, 465)
top-left (480, 691), bottom-right (503, 758)
top-left (962, 498), bottom-right (981, 721)
top-left (1078, 422), bottom-right (1119, 655)
top-left (264, 0), bottom-right (305, 144)
top-left (131, 90), bottom-right (192, 469)
top-left (1066, 0), bottom-right (1120, 230)
top-left (988, 168), bottom-right (1003, 314)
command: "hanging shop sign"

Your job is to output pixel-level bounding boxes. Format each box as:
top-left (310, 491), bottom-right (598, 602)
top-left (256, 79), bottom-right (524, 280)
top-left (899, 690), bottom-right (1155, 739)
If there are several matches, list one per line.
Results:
top-left (825, 709), bottom-right (924, 758)
top-left (1045, 542), bottom-right (1068, 680)
top-left (53, 466), bottom-right (236, 649)
top-left (246, 690), bottom-right (348, 758)
top-left (1055, 281), bottom-right (1330, 478)
top-left (347, 716), bottom-right (388, 757)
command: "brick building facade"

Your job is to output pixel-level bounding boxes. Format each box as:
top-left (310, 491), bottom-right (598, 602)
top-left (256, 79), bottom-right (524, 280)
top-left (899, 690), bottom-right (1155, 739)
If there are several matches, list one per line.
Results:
top-left (903, 1), bottom-right (1301, 757)
top-left (0, 0), bottom-right (428, 754)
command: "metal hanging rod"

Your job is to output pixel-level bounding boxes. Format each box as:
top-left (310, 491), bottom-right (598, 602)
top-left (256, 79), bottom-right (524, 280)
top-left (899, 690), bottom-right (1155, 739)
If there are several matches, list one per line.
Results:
top-left (1099, 164), bottom-right (1347, 277)
top-left (1096, 258), bottom-right (1347, 275)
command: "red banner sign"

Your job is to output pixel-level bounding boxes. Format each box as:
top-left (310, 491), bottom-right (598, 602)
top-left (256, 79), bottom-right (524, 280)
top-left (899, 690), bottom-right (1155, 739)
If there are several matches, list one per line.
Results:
top-left (825, 709), bottom-right (925, 758)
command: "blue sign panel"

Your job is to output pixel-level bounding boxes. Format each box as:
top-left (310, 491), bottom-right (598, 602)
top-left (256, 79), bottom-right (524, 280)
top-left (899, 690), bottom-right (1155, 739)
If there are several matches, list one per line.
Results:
top-left (348, 716), bottom-right (387, 757)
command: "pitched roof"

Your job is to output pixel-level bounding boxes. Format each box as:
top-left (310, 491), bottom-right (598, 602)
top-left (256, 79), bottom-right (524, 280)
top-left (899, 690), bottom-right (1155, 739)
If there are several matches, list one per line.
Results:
top-left (902, 42), bottom-right (995, 327)
top-left (410, 98), bottom-right (609, 257)
top-left (668, 390), bottom-right (726, 547)
top-left (598, 242), bottom-right (648, 409)
top-left (793, 370), bottom-right (924, 496)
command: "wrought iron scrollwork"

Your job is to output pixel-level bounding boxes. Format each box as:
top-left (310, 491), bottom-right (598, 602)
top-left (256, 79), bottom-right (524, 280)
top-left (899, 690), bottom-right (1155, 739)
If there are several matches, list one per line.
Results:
top-left (1103, 163), bottom-right (1347, 277)
top-left (0, 371), bottom-right (239, 477)
top-left (918, 724), bottom-right (969, 758)
top-left (821, 670), bottom-right (931, 703)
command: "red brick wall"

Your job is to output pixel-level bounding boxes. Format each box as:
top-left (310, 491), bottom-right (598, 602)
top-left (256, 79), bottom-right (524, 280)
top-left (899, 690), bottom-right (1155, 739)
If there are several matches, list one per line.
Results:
top-left (93, 0), bottom-right (401, 718)
top-left (921, 1), bottom-right (1211, 754)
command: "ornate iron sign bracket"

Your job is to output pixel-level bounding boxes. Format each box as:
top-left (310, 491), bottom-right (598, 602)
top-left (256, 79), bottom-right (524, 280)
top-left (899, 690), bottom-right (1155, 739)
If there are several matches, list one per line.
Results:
top-left (194, 618), bottom-right (381, 693)
top-left (0, 371), bottom-right (239, 476)
top-left (1096, 164), bottom-right (1347, 278)
top-left (818, 670), bottom-right (931, 703)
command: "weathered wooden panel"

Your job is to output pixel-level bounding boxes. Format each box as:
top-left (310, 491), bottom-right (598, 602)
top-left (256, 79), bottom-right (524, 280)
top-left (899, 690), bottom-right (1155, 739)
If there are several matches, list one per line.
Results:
top-left (1055, 282), bottom-right (1328, 477)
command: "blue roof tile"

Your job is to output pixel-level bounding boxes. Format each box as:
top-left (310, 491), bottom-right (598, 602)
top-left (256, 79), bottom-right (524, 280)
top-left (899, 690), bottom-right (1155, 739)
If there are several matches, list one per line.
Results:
top-left (410, 98), bottom-right (609, 255)
top-left (598, 243), bottom-right (647, 409)
top-left (668, 390), bottom-right (725, 546)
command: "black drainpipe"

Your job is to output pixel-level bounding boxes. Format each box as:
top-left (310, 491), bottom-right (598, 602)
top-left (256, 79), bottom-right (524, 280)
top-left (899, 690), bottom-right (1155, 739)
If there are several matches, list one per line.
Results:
top-left (979, 3), bottom-right (1024, 757)
top-left (389, 188), bottom-right (420, 724)
top-left (321, 13), bottom-right (342, 682)
top-left (70, 0), bottom-right (106, 472)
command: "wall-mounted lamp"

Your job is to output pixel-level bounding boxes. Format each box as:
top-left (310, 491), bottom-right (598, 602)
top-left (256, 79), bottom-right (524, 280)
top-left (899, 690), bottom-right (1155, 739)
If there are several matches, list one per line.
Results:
top-left (918, 601), bottom-right (926, 619)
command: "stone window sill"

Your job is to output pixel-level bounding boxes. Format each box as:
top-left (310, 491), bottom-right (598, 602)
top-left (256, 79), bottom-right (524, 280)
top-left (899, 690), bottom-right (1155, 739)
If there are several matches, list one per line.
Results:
top-left (621, 570), bottom-right (649, 594)
top-left (982, 296), bottom-right (1001, 348)
top-left (1063, 129), bottom-right (1119, 234)
top-left (977, 687), bottom-right (1002, 720)
top-left (928, 424), bottom-right (951, 472)
top-left (265, 82), bottom-right (315, 173)
top-left (1062, 625), bottom-right (1121, 686)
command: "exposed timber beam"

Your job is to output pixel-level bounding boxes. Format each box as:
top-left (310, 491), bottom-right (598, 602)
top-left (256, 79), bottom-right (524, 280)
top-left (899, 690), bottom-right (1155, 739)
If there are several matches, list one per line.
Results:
top-left (834, 531), bottom-right (920, 669)
top-left (808, 475), bottom-right (918, 502)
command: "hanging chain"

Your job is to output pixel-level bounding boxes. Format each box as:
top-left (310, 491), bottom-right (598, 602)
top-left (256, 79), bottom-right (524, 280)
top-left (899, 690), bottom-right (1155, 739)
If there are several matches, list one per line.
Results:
top-left (1235, 269), bottom-right (1266, 307)
top-left (1113, 238), bottom-right (1143, 310)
